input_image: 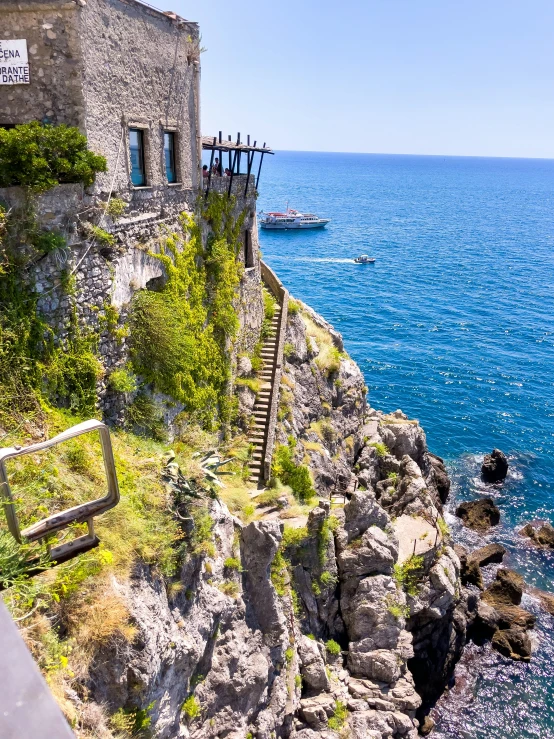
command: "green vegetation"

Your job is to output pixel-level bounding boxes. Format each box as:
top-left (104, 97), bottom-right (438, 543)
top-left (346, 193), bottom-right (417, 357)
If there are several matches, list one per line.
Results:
top-left (393, 554), bottom-right (424, 597)
top-left (327, 700), bottom-right (348, 731)
top-left (369, 441), bottom-right (389, 458)
top-left (272, 440), bottom-right (315, 502)
top-left (235, 376), bottom-right (261, 394)
top-left (108, 367), bottom-right (138, 394)
top-left (85, 223), bottom-right (116, 247)
top-left (320, 570), bottom-right (338, 588)
top-left (218, 581), bottom-right (240, 598)
top-left (385, 594), bottom-right (410, 620)
top-left (325, 639), bottom-right (341, 656)
top-left (104, 197), bottom-right (127, 219)
top-left (129, 195), bottom-right (246, 430)
top-left (223, 556), bottom-right (243, 572)
top-left (387, 471), bottom-right (398, 483)
top-left (182, 695), bottom-right (201, 720)
top-left (318, 515), bottom-right (339, 565)
top-left (310, 419), bottom-right (336, 444)
top-left (0, 122), bottom-right (107, 192)
top-left (294, 674), bottom-right (302, 688)
top-left (283, 342), bottom-right (294, 359)
top-left (437, 516), bottom-right (450, 539)
top-left (285, 647), bottom-right (294, 664)
top-left (288, 298), bottom-right (300, 317)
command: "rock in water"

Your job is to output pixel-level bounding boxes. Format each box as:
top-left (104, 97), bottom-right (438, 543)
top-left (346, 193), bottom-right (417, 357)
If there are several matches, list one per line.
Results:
top-left (455, 498), bottom-right (500, 531)
top-left (519, 521), bottom-right (554, 549)
top-left (491, 627), bottom-right (532, 662)
top-left (481, 448), bottom-right (509, 483)
top-left (468, 542), bottom-right (506, 567)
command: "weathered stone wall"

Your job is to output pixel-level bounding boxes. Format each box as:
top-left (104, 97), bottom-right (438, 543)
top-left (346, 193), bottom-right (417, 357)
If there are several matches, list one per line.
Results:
top-left (0, 179), bottom-right (264, 425)
top-left (78, 0), bottom-right (201, 197)
top-left (0, 0), bottom-right (85, 128)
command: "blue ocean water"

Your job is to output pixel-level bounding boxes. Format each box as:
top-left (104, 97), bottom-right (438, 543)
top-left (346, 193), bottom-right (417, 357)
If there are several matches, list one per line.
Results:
top-left (258, 151), bottom-right (554, 739)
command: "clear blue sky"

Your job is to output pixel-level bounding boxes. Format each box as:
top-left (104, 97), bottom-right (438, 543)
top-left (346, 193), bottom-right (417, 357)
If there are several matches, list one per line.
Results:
top-left (164, 0), bottom-right (554, 158)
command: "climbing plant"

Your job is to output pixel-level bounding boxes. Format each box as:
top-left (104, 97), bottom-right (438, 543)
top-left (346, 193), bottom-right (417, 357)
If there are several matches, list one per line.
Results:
top-left (128, 192), bottom-right (246, 430)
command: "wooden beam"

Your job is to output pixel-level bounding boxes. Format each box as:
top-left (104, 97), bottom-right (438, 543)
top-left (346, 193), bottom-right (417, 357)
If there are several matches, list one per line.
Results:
top-left (205, 136), bottom-right (216, 197)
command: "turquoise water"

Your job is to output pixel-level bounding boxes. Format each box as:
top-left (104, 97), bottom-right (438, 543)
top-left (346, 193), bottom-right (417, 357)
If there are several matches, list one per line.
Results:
top-left (258, 151), bottom-right (554, 738)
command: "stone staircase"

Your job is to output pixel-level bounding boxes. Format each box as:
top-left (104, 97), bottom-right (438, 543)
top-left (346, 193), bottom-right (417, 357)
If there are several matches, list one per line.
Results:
top-left (247, 303), bottom-right (281, 486)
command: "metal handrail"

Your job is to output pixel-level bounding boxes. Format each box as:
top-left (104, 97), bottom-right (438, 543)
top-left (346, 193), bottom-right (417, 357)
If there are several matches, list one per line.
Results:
top-left (0, 420), bottom-right (120, 563)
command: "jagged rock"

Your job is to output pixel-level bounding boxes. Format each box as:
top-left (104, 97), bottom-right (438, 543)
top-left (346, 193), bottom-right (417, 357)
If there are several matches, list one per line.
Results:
top-left (241, 520), bottom-right (287, 645)
top-left (342, 490), bottom-right (391, 541)
top-left (337, 527), bottom-right (398, 578)
top-left (426, 452), bottom-right (450, 504)
top-left (349, 708), bottom-right (417, 738)
top-left (491, 627), bottom-right (532, 661)
top-left (455, 497), bottom-right (500, 531)
top-left (482, 568), bottom-right (524, 607)
top-left (420, 715), bottom-right (436, 735)
top-left (348, 644), bottom-right (404, 683)
top-left (379, 413), bottom-right (427, 467)
top-left (468, 543), bottom-right (506, 567)
top-left (456, 543), bottom-right (505, 590)
top-left (237, 355), bottom-right (252, 376)
top-left (299, 693), bottom-right (336, 729)
top-left (471, 600), bottom-right (500, 642)
top-left (481, 449), bottom-right (509, 483)
top-left (342, 575), bottom-right (405, 644)
top-left (520, 522), bottom-right (554, 549)
top-left (298, 635), bottom-right (331, 692)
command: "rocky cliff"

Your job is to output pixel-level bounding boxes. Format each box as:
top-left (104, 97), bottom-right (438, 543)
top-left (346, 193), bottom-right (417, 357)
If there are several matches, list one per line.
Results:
top-left (73, 299), bottom-right (471, 738)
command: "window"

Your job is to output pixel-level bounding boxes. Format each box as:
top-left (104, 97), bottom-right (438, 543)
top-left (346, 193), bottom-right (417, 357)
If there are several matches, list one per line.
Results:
top-left (164, 131), bottom-right (177, 183)
top-left (129, 128), bottom-right (146, 186)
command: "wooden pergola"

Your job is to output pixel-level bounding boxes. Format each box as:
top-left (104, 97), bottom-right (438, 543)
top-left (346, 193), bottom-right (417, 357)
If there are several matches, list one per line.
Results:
top-left (202, 133), bottom-right (273, 197)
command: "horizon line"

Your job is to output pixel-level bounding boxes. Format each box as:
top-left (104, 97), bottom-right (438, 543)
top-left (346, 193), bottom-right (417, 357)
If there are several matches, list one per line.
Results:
top-left (269, 148), bottom-right (554, 162)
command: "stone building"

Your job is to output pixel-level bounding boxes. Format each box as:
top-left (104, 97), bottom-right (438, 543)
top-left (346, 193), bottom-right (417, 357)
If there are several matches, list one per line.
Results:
top-left (0, 0), bottom-right (271, 425)
top-left (0, 0), bottom-right (201, 205)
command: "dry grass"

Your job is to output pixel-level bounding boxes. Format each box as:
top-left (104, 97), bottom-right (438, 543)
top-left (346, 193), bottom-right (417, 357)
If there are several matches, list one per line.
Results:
top-left (301, 315), bottom-right (342, 377)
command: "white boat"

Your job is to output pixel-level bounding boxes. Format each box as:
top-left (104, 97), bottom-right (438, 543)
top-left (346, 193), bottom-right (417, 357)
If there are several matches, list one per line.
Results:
top-left (259, 207), bottom-right (330, 230)
top-left (354, 254), bottom-right (375, 264)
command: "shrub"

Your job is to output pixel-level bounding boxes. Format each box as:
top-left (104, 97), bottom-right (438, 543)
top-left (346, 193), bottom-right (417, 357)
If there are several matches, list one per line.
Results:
top-left (320, 570), bottom-right (338, 588)
top-left (328, 700), bottom-right (348, 731)
top-left (263, 289), bottom-right (277, 321)
top-left (437, 516), bottom-right (450, 539)
top-left (85, 223), bottom-right (116, 247)
top-left (108, 367), bottom-right (138, 394)
top-left (285, 647), bottom-right (294, 664)
top-left (281, 525), bottom-right (309, 552)
top-left (104, 197), bottom-right (127, 219)
top-left (223, 556), bottom-right (243, 572)
top-left (0, 122), bottom-right (107, 192)
top-left (182, 696), bottom-right (201, 720)
top-left (288, 299), bottom-right (300, 317)
top-left (393, 555), bottom-right (424, 597)
top-left (325, 639), bottom-right (341, 656)
top-left (294, 674), bottom-right (302, 688)
top-left (369, 441), bottom-right (389, 458)
top-left (218, 581), bottom-right (240, 597)
top-left (272, 444), bottom-right (315, 502)
top-left (127, 392), bottom-right (165, 439)
top-left (283, 342), bottom-right (294, 359)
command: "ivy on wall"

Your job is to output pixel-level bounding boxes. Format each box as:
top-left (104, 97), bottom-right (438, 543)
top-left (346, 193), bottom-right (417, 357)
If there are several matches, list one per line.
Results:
top-left (129, 193), bottom-right (246, 430)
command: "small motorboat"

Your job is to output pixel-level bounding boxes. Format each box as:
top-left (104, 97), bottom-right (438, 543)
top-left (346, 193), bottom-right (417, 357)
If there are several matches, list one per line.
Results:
top-left (354, 254), bottom-right (375, 264)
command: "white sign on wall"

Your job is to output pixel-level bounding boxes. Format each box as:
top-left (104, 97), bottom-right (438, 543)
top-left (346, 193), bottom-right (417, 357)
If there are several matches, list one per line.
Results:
top-left (0, 40), bottom-right (30, 85)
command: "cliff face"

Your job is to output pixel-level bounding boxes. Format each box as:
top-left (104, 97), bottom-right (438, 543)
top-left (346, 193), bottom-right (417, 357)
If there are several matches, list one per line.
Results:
top-left (75, 301), bottom-right (469, 738)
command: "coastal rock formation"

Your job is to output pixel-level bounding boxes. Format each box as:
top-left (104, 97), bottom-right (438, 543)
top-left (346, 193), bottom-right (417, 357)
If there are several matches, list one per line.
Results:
top-left (520, 521), bottom-right (554, 549)
top-left (455, 497), bottom-right (500, 531)
top-left (481, 449), bottom-right (509, 483)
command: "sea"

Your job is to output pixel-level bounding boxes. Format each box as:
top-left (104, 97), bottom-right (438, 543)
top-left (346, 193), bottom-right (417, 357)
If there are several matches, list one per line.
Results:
top-left (257, 151), bottom-right (554, 739)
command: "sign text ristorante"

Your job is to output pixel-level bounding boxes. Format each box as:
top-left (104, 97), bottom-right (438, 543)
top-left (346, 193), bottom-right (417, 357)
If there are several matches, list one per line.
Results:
top-left (0, 40), bottom-right (30, 84)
